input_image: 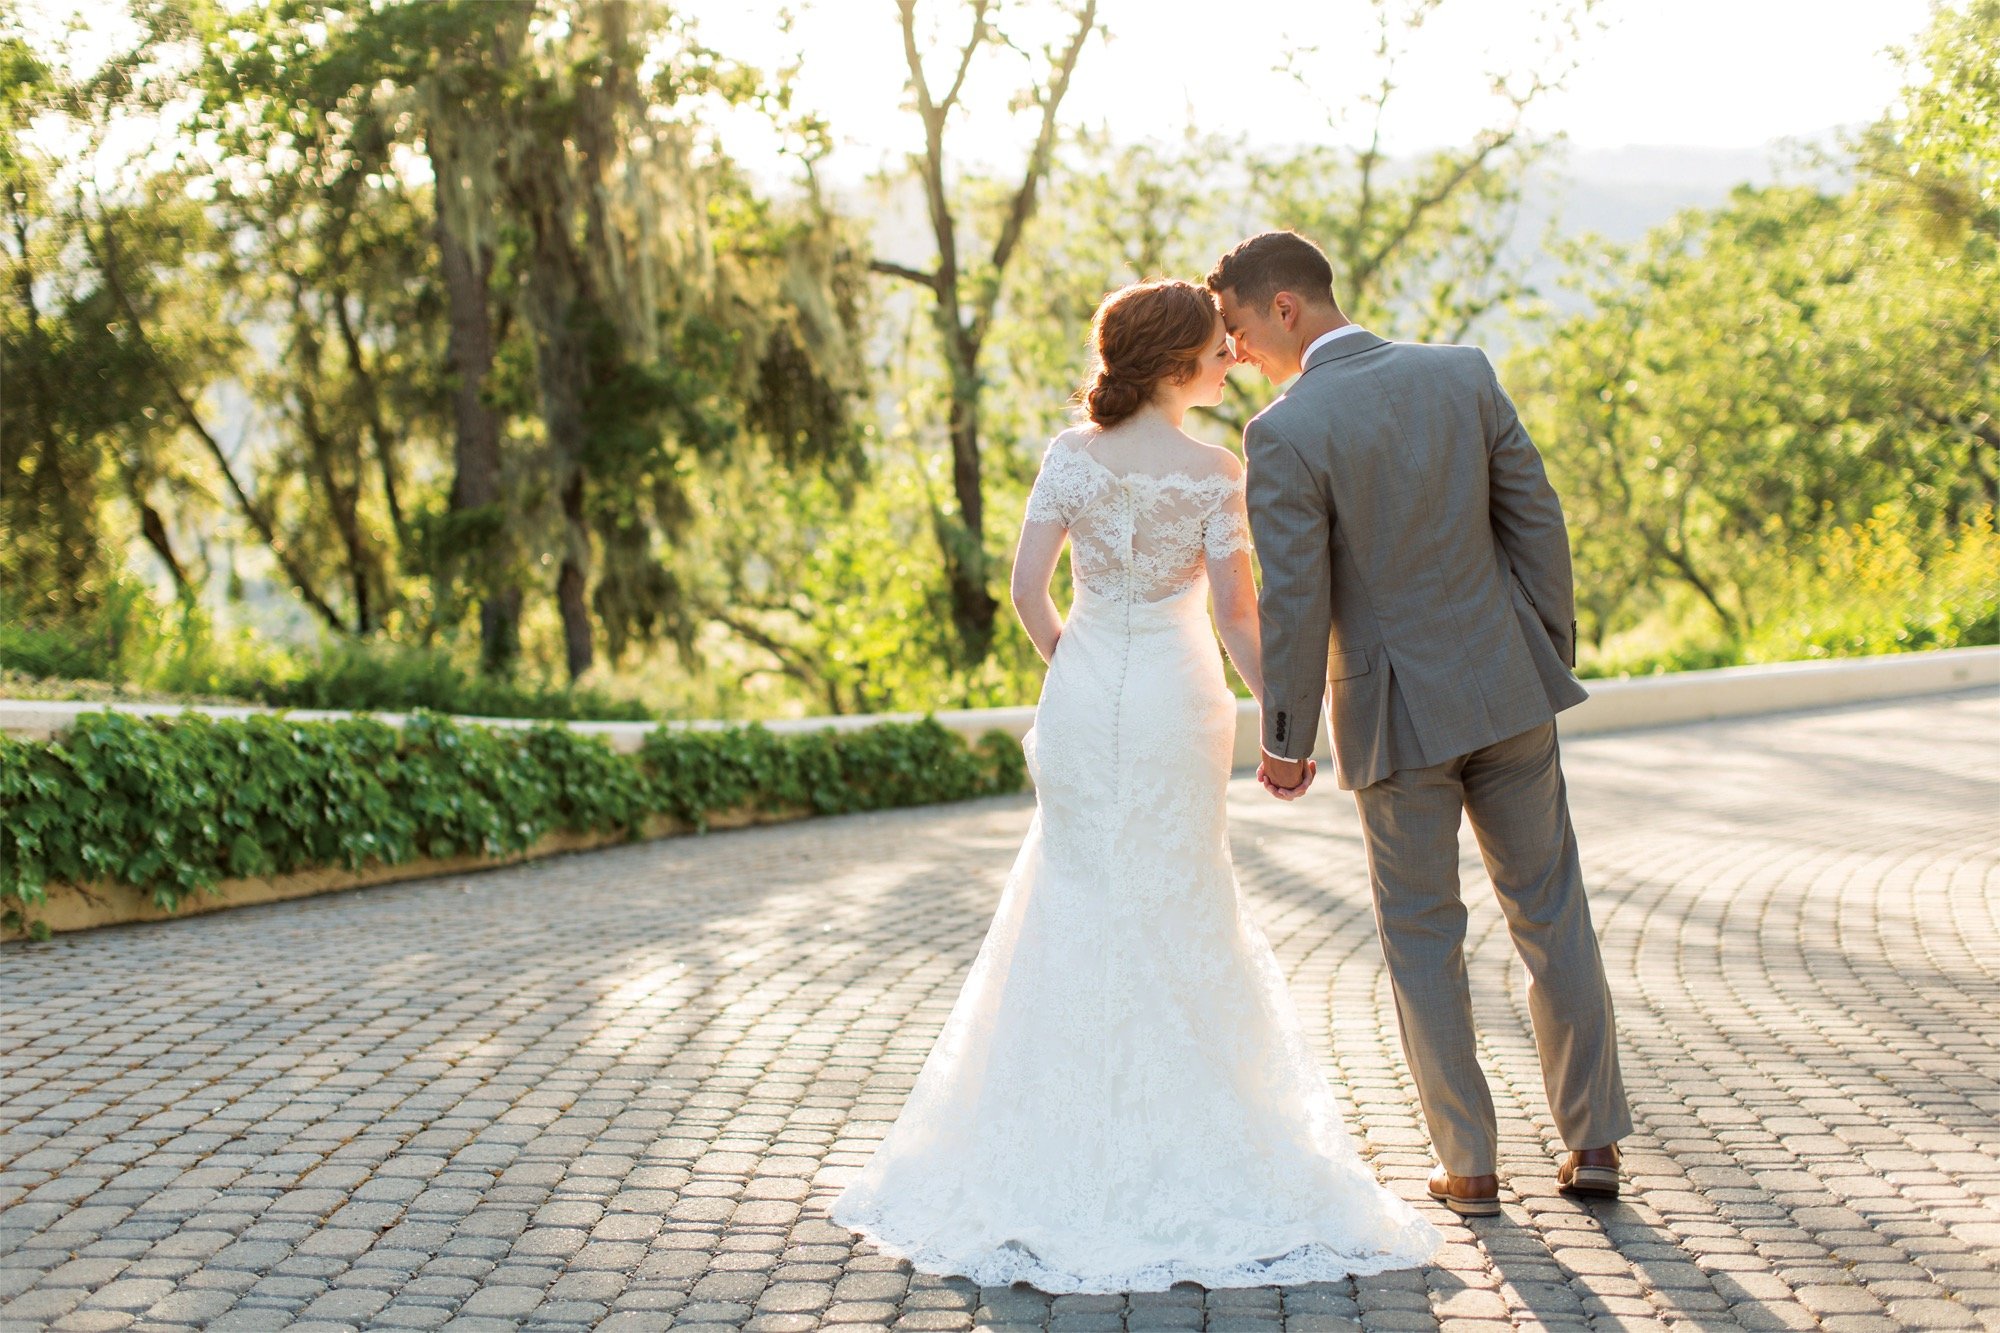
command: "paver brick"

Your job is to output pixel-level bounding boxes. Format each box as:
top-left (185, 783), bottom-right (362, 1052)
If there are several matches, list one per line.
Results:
top-left (0, 693), bottom-right (1993, 1331)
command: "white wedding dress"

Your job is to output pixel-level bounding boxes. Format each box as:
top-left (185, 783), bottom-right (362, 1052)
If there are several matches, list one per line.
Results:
top-left (831, 432), bottom-right (1441, 1293)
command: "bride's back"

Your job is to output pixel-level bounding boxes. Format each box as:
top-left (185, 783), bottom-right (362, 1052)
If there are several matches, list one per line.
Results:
top-left (1025, 423), bottom-right (1248, 605)
top-left (1072, 419), bottom-right (1235, 481)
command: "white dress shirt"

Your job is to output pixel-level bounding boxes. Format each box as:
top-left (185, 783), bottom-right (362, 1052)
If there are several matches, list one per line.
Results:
top-left (1300, 323), bottom-right (1368, 366)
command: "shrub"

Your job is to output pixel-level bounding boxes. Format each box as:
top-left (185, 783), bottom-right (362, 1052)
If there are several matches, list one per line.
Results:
top-left (0, 709), bottom-right (1027, 940)
top-left (1748, 507), bottom-right (2000, 661)
top-left (1578, 640), bottom-right (1745, 680)
top-left (0, 577), bottom-right (159, 684)
top-left (233, 639), bottom-right (654, 722)
top-left (2, 609), bottom-right (653, 723)
top-left (1578, 507), bottom-right (1999, 678)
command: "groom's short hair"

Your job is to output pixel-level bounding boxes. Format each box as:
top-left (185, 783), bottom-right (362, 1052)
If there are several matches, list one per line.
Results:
top-left (1206, 232), bottom-right (1338, 311)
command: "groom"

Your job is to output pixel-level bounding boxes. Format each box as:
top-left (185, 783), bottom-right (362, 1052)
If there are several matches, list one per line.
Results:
top-left (1208, 231), bottom-right (1631, 1217)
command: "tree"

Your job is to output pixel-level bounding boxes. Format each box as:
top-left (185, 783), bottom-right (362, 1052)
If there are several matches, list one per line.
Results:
top-left (1880, 0), bottom-right (1999, 235)
top-left (1859, 0), bottom-right (1999, 511)
top-left (1518, 173), bottom-right (1995, 647)
top-left (417, 9), bottom-right (524, 671)
top-left (1267, 0), bottom-right (1596, 343)
top-left (482, 0), bottom-right (867, 681)
top-left (2, 28), bottom-right (119, 624)
top-left (1497, 1), bottom-right (1996, 656)
top-left (21, 0), bottom-right (871, 696)
top-left (983, 0), bottom-right (1599, 451)
top-left (989, 128), bottom-right (1243, 450)
top-left (870, 0), bottom-right (1100, 664)
top-left (89, 0), bottom-right (442, 640)
top-left (1, 12), bottom-right (233, 632)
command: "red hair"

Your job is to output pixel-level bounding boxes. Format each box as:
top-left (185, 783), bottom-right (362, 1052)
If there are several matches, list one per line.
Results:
top-left (1077, 280), bottom-right (1219, 427)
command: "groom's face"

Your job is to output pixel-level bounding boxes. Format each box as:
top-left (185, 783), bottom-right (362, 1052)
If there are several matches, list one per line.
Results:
top-left (1215, 289), bottom-right (1298, 384)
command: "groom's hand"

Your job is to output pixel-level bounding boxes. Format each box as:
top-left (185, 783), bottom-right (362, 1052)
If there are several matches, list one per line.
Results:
top-left (1258, 754), bottom-right (1316, 801)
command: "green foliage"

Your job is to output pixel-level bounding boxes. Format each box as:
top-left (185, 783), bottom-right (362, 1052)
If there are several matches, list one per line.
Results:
top-left (0, 597), bottom-right (652, 722)
top-left (1579, 506), bottom-right (2000, 677)
top-left (1521, 178), bottom-right (1994, 647)
top-left (0, 575), bottom-right (182, 686)
top-left (224, 640), bottom-right (655, 723)
top-left (9, 0), bottom-right (870, 691)
top-left (8, 0), bottom-right (1991, 726)
top-left (638, 716), bottom-right (1026, 828)
top-left (1882, 0), bottom-right (1999, 229)
top-left (0, 709), bottom-right (1026, 938)
top-left (1, 10), bottom-right (227, 630)
top-left (683, 453), bottom-right (1051, 718)
top-left (0, 624), bottom-right (104, 683)
top-left (1576, 640), bottom-right (1744, 680)
top-left (1743, 505), bottom-right (2000, 660)
top-left (1521, 0), bottom-right (1996, 666)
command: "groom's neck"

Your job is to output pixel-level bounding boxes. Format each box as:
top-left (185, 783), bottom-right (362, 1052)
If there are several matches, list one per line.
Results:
top-left (1294, 307), bottom-right (1350, 353)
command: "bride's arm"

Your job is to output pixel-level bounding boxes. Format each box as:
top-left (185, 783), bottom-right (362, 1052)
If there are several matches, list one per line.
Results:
top-left (1010, 514), bottom-right (1068, 664)
top-left (1205, 475), bottom-right (1265, 701)
top-left (1210, 546), bottom-right (1264, 703)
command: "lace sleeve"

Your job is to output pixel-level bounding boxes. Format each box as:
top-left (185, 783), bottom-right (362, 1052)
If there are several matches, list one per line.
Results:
top-left (1025, 440), bottom-right (1084, 528)
top-left (1202, 474), bottom-right (1254, 560)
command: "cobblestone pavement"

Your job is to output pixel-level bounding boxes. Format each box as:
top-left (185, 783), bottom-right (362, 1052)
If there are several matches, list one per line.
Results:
top-left (2, 691), bottom-right (1997, 1333)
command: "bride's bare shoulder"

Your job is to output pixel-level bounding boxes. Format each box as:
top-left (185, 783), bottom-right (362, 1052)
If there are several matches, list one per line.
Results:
top-left (1044, 424), bottom-right (1097, 457)
top-left (1182, 439), bottom-right (1245, 481)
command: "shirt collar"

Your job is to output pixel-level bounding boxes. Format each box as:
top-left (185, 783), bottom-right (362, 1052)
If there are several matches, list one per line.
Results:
top-left (1301, 324), bottom-right (1367, 366)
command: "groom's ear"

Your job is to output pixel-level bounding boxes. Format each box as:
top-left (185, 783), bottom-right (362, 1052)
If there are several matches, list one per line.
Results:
top-left (1272, 291), bottom-right (1298, 329)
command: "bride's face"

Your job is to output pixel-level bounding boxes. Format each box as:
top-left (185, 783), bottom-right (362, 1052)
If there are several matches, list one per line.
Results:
top-left (1190, 315), bottom-right (1239, 407)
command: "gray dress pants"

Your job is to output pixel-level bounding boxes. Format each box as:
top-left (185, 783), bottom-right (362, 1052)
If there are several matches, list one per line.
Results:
top-left (1352, 721), bottom-right (1632, 1176)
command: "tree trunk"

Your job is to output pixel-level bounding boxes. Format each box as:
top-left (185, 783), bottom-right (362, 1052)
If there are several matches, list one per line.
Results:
top-left (479, 589), bottom-right (523, 674)
top-left (431, 142), bottom-right (519, 673)
top-left (1658, 544), bottom-right (1741, 639)
top-left (132, 486), bottom-right (192, 600)
top-left (943, 372), bottom-right (997, 659)
top-left (6, 197), bottom-right (99, 620)
top-left (508, 133), bottom-right (597, 681)
top-left (289, 284), bottom-right (375, 634)
top-left (880, 0), bottom-right (1095, 666)
top-left (557, 473), bottom-right (593, 680)
top-left (305, 426), bottom-right (372, 634)
top-left (330, 285), bottom-right (410, 552)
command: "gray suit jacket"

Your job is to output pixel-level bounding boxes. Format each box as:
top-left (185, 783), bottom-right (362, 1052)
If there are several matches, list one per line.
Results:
top-left (1245, 330), bottom-right (1589, 790)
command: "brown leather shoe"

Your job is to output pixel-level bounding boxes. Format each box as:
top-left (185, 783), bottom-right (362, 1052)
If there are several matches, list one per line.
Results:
top-left (1557, 1144), bottom-right (1621, 1198)
top-left (1427, 1166), bottom-right (1501, 1217)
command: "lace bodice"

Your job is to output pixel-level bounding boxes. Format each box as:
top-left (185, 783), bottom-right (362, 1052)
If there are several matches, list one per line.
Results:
top-left (1024, 433), bottom-right (1253, 603)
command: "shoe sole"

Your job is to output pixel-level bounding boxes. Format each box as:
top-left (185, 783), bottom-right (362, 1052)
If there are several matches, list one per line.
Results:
top-left (1427, 1186), bottom-right (1502, 1217)
top-left (1558, 1166), bottom-right (1621, 1198)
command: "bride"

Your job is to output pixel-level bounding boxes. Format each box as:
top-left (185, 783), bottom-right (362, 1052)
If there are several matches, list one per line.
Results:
top-left (830, 280), bottom-right (1441, 1292)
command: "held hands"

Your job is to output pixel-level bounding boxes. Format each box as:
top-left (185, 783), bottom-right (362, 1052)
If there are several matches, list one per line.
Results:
top-left (1257, 754), bottom-right (1317, 801)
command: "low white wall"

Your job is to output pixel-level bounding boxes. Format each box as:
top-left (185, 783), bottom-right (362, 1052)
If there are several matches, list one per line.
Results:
top-left (1224, 643), bottom-right (1999, 770)
top-left (1555, 645), bottom-right (1999, 736)
top-left (3, 646), bottom-right (1994, 771)
top-left (0, 695), bottom-right (1043, 754)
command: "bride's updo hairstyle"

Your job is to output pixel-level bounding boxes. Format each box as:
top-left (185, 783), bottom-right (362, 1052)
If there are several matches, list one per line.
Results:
top-left (1077, 280), bottom-right (1219, 428)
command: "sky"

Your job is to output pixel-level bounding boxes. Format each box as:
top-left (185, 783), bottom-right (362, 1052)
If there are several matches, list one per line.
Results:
top-left (32, 0), bottom-right (1937, 187)
top-left (695, 0), bottom-right (1938, 179)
